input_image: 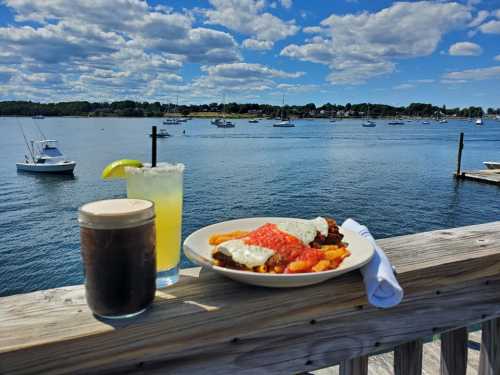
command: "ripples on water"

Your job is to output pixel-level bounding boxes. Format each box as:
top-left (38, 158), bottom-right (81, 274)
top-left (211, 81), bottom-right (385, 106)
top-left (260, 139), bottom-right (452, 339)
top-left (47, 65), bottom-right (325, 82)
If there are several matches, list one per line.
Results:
top-left (0, 117), bottom-right (499, 296)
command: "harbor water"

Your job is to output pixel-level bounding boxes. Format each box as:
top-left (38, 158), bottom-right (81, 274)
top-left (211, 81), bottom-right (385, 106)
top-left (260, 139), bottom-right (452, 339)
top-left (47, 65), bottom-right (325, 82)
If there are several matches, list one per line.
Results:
top-left (1, 117), bottom-right (499, 296)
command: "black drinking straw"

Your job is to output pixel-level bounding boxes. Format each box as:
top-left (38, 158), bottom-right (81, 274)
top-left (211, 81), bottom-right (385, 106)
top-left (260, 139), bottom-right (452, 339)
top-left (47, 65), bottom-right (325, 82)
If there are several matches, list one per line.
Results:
top-left (151, 126), bottom-right (157, 167)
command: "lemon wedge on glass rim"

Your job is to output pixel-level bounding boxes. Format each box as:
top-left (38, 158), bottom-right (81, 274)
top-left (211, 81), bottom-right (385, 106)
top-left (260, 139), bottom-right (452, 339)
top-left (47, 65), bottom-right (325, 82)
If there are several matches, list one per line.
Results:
top-left (101, 159), bottom-right (143, 180)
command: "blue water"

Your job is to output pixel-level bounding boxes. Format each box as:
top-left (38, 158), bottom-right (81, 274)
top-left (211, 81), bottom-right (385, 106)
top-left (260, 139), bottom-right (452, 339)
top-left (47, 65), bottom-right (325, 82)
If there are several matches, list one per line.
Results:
top-left (1, 117), bottom-right (499, 296)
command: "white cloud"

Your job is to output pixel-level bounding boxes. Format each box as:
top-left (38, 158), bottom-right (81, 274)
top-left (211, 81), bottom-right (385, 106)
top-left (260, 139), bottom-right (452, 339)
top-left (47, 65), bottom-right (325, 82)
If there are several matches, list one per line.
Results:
top-left (281, 1), bottom-right (471, 84)
top-left (449, 41), bottom-right (482, 56)
top-left (410, 79), bottom-right (435, 83)
top-left (468, 10), bottom-right (489, 27)
top-left (242, 38), bottom-right (274, 50)
top-left (0, 0), bottom-right (243, 101)
top-left (443, 66), bottom-right (500, 81)
top-left (280, 0), bottom-right (292, 9)
top-left (193, 62), bottom-right (304, 94)
top-left (479, 20), bottom-right (500, 33)
top-left (495, 55), bottom-right (500, 61)
top-left (204, 0), bottom-right (299, 46)
top-left (393, 83), bottom-right (415, 90)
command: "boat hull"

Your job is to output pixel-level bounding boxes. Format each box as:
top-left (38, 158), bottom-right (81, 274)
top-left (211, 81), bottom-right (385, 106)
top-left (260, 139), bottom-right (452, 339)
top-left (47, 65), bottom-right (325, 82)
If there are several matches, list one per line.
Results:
top-left (16, 162), bottom-right (76, 174)
top-left (484, 162), bottom-right (500, 170)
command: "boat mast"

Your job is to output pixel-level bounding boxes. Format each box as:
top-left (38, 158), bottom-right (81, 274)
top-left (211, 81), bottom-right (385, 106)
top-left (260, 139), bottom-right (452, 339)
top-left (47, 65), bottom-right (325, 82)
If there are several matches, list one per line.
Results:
top-left (18, 122), bottom-right (36, 162)
top-left (32, 119), bottom-right (47, 140)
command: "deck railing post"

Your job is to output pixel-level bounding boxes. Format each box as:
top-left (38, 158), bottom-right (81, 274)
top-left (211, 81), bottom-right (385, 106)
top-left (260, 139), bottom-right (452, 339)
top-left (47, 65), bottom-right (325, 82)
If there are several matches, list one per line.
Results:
top-left (394, 339), bottom-right (423, 375)
top-left (456, 132), bottom-right (464, 177)
top-left (441, 327), bottom-right (468, 375)
top-left (478, 317), bottom-right (500, 375)
top-left (340, 356), bottom-right (368, 375)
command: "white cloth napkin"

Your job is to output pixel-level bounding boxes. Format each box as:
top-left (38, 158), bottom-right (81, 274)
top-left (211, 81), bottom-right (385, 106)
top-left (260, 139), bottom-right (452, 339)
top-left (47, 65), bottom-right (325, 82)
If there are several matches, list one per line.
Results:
top-left (341, 218), bottom-right (403, 308)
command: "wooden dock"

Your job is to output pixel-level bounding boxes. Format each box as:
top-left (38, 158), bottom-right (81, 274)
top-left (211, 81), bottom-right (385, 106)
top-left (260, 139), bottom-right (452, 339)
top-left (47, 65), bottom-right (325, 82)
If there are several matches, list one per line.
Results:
top-left (455, 170), bottom-right (500, 186)
top-left (1, 221), bottom-right (500, 374)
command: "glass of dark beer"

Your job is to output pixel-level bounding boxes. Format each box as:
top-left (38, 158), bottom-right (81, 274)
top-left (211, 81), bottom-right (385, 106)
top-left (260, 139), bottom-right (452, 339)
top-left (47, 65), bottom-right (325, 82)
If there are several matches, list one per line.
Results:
top-left (78, 199), bottom-right (156, 319)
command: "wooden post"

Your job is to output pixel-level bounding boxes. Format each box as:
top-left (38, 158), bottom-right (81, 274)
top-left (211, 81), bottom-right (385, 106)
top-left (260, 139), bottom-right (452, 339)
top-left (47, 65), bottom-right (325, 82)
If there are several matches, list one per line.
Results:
top-left (340, 356), bottom-right (368, 375)
top-left (441, 327), bottom-right (468, 375)
top-left (456, 132), bottom-right (464, 177)
top-left (478, 318), bottom-right (500, 375)
top-left (394, 339), bottom-right (423, 375)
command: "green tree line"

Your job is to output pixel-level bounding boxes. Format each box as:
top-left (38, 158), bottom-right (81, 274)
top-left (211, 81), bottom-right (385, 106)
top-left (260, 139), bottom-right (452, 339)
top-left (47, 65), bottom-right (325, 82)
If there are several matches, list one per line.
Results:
top-left (0, 100), bottom-right (496, 118)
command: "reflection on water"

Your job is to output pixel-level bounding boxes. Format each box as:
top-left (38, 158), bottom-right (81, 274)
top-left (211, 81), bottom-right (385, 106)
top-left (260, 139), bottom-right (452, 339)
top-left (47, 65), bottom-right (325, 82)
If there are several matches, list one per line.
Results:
top-left (1, 117), bottom-right (499, 296)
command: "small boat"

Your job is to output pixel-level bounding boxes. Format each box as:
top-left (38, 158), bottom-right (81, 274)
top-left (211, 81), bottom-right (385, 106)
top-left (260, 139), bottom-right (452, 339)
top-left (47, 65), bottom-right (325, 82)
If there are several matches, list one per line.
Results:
top-left (329, 118), bottom-right (336, 123)
top-left (249, 119), bottom-right (259, 123)
top-left (163, 118), bottom-right (181, 125)
top-left (476, 118), bottom-right (483, 126)
top-left (439, 119), bottom-right (448, 124)
top-left (216, 120), bottom-right (235, 128)
top-left (362, 120), bottom-right (376, 127)
top-left (16, 140), bottom-right (76, 174)
top-left (388, 121), bottom-right (405, 125)
top-left (32, 115), bottom-right (45, 119)
top-left (422, 121), bottom-right (430, 124)
top-left (274, 95), bottom-right (295, 127)
top-left (484, 161), bottom-right (500, 170)
top-left (150, 129), bottom-right (171, 138)
top-left (273, 120), bottom-right (295, 128)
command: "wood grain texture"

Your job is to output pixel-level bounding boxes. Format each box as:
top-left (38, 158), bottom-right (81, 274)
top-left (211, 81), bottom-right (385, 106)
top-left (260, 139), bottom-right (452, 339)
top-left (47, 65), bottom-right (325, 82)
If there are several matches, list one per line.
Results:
top-left (394, 339), bottom-right (423, 375)
top-left (0, 222), bottom-right (499, 374)
top-left (455, 170), bottom-right (500, 185)
top-left (339, 356), bottom-right (368, 375)
top-left (478, 318), bottom-right (500, 375)
top-left (440, 327), bottom-right (468, 375)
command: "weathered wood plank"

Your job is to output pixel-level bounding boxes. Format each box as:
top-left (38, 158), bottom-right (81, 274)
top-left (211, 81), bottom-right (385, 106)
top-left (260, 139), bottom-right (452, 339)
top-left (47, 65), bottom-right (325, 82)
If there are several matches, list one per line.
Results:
top-left (478, 318), bottom-right (500, 375)
top-left (0, 222), bottom-right (499, 375)
top-left (440, 327), bottom-right (468, 375)
top-left (339, 356), bottom-right (368, 375)
top-left (394, 339), bottom-right (423, 375)
top-left (456, 170), bottom-right (500, 186)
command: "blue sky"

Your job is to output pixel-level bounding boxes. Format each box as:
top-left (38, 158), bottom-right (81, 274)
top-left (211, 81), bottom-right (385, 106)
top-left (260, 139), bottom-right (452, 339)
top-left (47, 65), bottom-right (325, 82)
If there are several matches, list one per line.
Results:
top-left (0, 0), bottom-right (499, 108)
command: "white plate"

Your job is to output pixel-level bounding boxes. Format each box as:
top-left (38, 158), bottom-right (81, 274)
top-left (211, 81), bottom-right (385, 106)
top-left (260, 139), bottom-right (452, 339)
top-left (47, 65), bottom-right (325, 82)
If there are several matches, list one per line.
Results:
top-left (183, 217), bottom-right (375, 288)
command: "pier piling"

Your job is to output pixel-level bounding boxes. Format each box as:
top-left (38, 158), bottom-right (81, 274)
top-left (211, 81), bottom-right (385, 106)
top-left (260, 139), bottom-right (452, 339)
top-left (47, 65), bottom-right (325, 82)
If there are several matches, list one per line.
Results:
top-left (456, 132), bottom-right (464, 177)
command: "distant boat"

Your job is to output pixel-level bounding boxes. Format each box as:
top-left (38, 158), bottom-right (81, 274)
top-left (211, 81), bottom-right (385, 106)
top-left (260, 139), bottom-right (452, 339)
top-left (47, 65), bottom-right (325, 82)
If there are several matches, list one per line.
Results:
top-left (274, 94), bottom-right (295, 128)
top-left (422, 121), bottom-right (430, 124)
top-left (273, 120), bottom-right (295, 128)
top-left (16, 140), bottom-right (75, 174)
top-left (361, 105), bottom-right (376, 127)
top-left (150, 129), bottom-right (171, 138)
top-left (388, 121), bottom-right (404, 125)
top-left (329, 118), bottom-right (336, 123)
top-left (163, 118), bottom-right (181, 125)
top-left (439, 119), bottom-right (448, 124)
top-left (484, 161), bottom-right (500, 170)
top-left (476, 118), bottom-right (483, 126)
top-left (32, 115), bottom-right (45, 119)
top-left (212, 95), bottom-right (235, 128)
top-left (215, 120), bottom-right (235, 128)
top-left (249, 119), bottom-right (259, 123)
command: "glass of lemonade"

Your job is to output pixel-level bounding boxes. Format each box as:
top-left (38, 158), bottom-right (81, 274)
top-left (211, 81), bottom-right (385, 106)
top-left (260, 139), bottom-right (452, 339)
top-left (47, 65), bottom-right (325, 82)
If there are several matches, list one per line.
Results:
top-left (126, 163), bottom-right (184, 288)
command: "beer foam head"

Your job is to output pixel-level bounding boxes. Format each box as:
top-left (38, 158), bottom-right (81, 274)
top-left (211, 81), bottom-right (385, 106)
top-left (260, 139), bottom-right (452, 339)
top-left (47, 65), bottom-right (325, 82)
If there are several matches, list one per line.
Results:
top-left (79, 199), bottom-right (154, 229)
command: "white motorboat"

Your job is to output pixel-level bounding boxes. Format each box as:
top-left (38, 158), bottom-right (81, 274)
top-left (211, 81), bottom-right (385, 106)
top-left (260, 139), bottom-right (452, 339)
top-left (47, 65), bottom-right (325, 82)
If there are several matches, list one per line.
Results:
top-left (362, 121), bottom-right (376, 127)
top-left (484, 161), bottom-right (500, 170)
top-left (476, 118), bottom-right (483, 126)
top-left (273, 120), bottom-right (295, 128)
top-left (150, 129), bottom-right (171, 138)
top-left (439, 119), bottom-right (448, 124)
top-left (422, 121), bottom-right (430, 124)
top-left (16, 140), bottom-right (76, 174)
top-left (163, 118), bottom-right (181, 125)
top-left (249, 119), bottom-right (259, 123)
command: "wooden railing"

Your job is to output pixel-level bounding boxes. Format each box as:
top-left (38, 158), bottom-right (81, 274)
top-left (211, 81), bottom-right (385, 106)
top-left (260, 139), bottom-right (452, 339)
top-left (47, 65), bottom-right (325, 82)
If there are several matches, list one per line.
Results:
top-left (1, 221), bottom-right (500, 374)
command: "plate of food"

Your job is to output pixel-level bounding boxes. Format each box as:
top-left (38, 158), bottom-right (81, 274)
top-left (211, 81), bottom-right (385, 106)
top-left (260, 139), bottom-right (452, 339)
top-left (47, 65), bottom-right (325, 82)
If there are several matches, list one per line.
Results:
top-left (183, 217), bottom-right (375, 287)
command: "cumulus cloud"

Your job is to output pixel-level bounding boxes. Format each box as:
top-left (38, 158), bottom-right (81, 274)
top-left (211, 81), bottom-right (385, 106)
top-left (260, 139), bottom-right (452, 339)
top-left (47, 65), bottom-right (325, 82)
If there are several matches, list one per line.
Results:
top-left (203, 0), bottom-right (299, 49)
top-left (443, 66), bottom-right (500, 81)
top-left (193, 62), bottom-right (304, 93)
top-left (468, 10), bottom-right (489, 27)
top-left (1, 0), bottom-right (243, 101)
top-left (280, 0), bottom-right (293, 9)
top-left (449, 41), bottom-right (482, 56)
top-left (281, 1), bottom-right (471, 84)
top-left (479, 20), bottom-right (500, 33)
top-left (242, 38), bottom-right (274, 50)
top-left (393, 83), bottom-right (415, 90)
